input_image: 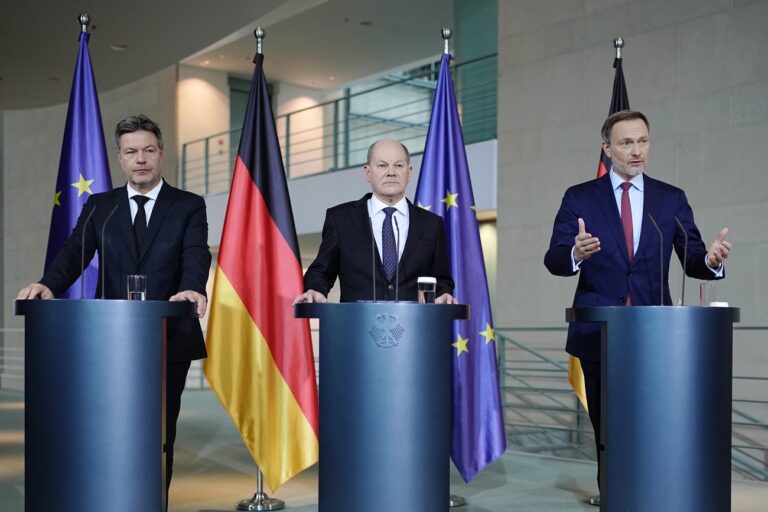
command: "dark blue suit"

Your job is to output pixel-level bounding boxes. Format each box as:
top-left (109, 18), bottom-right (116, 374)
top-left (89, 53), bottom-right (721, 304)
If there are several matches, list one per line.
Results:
top-left (544, 172), bottom-right (722, 487)
top-left (545, 173), bottom-right (721, 362)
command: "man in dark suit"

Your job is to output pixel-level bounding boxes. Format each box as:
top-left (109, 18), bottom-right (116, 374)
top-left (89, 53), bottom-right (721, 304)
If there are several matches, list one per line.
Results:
top-left (17, 114), bottom-right (211, 502)
top-left (294, 139), bottom-right (455, 304)
top-left (544, 110), bottom-right (731, 505)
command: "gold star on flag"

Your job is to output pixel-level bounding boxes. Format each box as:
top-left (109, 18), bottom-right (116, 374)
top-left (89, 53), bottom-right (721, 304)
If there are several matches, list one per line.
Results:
top-left (417, 201), bottom-right (432, 211)
top-left (71, 173), bottom-right (94, 197)
top-left (452, 333), bottom-right (469, 356)
top-left (441, 190), bottom-right (459, 209)
top-left (479, 323), bottom-right (495, 345)
top-left (53, 190), bottom-right (62, 206)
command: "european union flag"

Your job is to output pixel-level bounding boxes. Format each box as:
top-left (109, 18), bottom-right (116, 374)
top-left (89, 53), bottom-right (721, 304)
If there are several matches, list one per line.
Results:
top-left (414, 53), bottom-right (506, 481)
top-left (44, 32), bottom-right (112, 298)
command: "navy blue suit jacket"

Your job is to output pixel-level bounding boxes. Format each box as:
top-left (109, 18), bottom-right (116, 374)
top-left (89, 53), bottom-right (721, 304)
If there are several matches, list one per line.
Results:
top-left (303, 193), bottom-right (454, 302)
top-left (544, 173), bottom-right (721, 361)
top-left (40, 183), bottom-right (211, 363)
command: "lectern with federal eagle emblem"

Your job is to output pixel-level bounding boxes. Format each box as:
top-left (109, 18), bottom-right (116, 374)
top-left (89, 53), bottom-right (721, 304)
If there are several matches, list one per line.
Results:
top-left (296, 302), bottom-right (468, 512)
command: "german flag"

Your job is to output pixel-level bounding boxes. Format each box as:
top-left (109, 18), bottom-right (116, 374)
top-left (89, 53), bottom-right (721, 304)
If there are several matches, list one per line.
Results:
top-left (596, 50), bottom-right (630, 177)
top-left (570, 40), bottom-right (631, 412)
top-left (204, 51), bottom-right (318, 491)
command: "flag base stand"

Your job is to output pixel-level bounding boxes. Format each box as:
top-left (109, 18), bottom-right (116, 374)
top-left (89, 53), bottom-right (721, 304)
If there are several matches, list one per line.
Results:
top-left (236, 467), bottom-right (284, 511)
top-left (235, 492), bottom-right (284, 511)
top-left (449, 494), bottom-right (467, 507)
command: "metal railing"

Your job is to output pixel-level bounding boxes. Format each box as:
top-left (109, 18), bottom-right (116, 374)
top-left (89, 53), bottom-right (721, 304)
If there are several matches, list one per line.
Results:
top-left (180, 53), bottom-right (498, 196)
top-left (497, 326), bottom-right (768, 481)
top-left (2, 323), bottom-right (765, 480)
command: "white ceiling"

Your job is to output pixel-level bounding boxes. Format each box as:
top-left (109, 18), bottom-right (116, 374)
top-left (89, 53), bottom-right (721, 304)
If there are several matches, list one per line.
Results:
top-left (0, 0), bottom-right (453, 110)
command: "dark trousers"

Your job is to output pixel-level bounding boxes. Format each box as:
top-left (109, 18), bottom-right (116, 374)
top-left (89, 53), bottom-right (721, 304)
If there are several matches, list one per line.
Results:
top-left (166, 361), bottom-right (191, 506)
top-left (580, 359), bottom-right (602, 489)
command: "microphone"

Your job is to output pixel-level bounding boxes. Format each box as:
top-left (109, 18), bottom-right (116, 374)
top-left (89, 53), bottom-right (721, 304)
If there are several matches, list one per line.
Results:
top-left (647, 213), bottom-right (664, 306)
top-left (674, 216), bottom-right (688, 306)
top-left (393, 215), bottom-right (400, 303)
top-left (100, 203), bottom-right (121, 299)
top-left (369, 216), bottom-right (377, 302)
top-left (79, 204), bottom-right (98, 299)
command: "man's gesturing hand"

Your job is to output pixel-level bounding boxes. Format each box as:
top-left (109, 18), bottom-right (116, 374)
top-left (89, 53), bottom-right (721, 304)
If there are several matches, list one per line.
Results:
top-left (573, 218), bottom-right (601, 262)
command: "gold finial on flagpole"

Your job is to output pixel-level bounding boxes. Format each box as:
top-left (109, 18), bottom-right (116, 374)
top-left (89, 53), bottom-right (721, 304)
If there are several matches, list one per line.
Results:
top-left (255, 27), bottom-right (265, 55)
top-left (614, 36), bottom-right (624, 59)
top-left (441, 27), bottom-right (452, 55)
top-left (79, 13), bottom-right (90, 33)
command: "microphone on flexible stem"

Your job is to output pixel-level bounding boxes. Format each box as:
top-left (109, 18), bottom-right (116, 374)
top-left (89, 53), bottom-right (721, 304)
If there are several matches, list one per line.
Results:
top-left (674, 216), bottom-right (688, 306)
top-left (647, 213), bottom-right (664, 306)
top-left (100, 203), bottom-right (121, 299)
top-left (79, 205), bottom-right (99, 299)
top-left (393, 215), bottom-right (400, 303)
top-left (369, 217), bottom-right (377, 302)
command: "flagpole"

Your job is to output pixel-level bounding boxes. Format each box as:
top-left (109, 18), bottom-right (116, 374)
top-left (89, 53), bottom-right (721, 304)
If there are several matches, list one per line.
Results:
top-left (79, 12), bottom-right (89, 33)
top-left (234, 28), bottom-right (285, 512)
top-left (440, 26), bottom-right (470, 509)
top-left (614, 36), bottom-right (624, 59)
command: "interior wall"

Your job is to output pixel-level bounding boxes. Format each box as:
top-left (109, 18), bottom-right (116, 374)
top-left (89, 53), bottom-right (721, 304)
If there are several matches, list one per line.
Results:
top-left (496, 0), bottom-right (768, 375)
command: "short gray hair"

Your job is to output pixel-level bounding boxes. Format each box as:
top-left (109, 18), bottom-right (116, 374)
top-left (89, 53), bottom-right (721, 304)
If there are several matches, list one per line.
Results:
top-left (115, 114), bottom-right (164, 150)
top-left (366, 139), bottom-right (411, 164)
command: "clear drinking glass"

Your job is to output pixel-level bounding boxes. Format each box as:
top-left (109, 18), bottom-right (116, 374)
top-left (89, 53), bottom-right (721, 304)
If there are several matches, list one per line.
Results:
top-left (417, 276), bottom-right (437, 304)
top-left (699, 282), bottom-right (716, 306)
top-left (127, 274), bottom-right (147, 301)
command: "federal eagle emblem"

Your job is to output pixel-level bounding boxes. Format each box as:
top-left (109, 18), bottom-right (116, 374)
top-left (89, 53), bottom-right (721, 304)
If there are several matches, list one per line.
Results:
top-left (368, 313), bottom-right (405, 348)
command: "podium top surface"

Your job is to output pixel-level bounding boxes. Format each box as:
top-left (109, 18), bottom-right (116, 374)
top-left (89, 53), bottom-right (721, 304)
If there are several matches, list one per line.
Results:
top-left (566, 305), bottom-right (740, 324)
top-left (295, 301), bottom-right (469, 321)
top-left (14, 298), bottom-right (196, 318)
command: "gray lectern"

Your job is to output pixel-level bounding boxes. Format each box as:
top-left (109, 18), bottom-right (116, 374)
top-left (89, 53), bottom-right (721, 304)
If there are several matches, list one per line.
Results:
top-left (567, 306), bottom-right (740, 512)
top-left (295, 302), bottom-right (468, 512)
top-left (15, 299), bottom-right (193, 512)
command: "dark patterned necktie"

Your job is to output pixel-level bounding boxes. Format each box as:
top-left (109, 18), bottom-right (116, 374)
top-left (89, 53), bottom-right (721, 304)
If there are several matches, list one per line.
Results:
top-left (132, 195), bottom-right (150, 252)
top-left (382, 207), bottom-right (398, 281)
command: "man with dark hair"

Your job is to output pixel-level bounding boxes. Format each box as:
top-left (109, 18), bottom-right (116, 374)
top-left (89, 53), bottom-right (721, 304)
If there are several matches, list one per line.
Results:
top-left (294, 138), bottom-right (455, 304)
top-left (544, 109), bottom-right (731, 505)
top-left (18, 114), bottom-right (211, 505)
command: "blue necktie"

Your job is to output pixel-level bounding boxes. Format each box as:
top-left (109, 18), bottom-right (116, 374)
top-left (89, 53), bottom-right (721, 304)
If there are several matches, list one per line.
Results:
top-left (382, 207), bottom-right (398, 281)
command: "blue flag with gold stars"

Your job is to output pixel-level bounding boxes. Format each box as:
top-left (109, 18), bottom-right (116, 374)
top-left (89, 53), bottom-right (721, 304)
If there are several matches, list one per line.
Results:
top-left (414, 53), bottom-right (506, 481)
top-left (44, 32), bottom-right (112, 298)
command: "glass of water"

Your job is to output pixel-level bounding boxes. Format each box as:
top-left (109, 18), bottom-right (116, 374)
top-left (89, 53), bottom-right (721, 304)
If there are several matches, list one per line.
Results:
top-left (417, 276), bottom-right (437, 304)
top-left (127, 275), bottom-right (147, 300)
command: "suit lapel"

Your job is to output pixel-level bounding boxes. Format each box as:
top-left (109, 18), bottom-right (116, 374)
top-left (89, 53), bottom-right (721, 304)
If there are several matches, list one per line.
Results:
top-left (593, 174), bottom-right (630, 265)
top-left (113, 187), bottom-right (139, 263)
top-left (400, 201), bottom-right (423, 264)
top-left (353, 194), bottom-right (402, 277)
top-left (636, 176), bottom-right (663, 262)
top-left (140, 183), bottom-right (176, 261)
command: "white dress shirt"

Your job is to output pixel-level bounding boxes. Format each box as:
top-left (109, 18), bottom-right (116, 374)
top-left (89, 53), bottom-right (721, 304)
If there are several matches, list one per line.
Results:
top-left (127, 179), bottom-right (163, 224)
top-left (367, 195), bottom-right (410, 261)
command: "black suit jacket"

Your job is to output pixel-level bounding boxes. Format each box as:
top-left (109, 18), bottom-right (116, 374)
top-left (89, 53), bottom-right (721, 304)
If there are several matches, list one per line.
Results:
top-left (303, 193), bottom-right (454, 302)
top-left (40, 182), bottom-right (211, 362)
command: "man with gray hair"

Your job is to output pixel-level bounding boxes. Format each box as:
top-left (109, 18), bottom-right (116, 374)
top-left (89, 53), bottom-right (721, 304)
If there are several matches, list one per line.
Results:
top-left (295, 138), bottom-right (455, 304)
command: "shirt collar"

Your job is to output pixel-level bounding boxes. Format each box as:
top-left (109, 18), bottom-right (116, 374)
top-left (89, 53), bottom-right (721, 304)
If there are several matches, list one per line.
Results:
top-left (127, 179), bottom-right (164, 201)
top-left (369, 194), bottom-right (409, 216)
top-left (609, 168), bottom-right (644, 192)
